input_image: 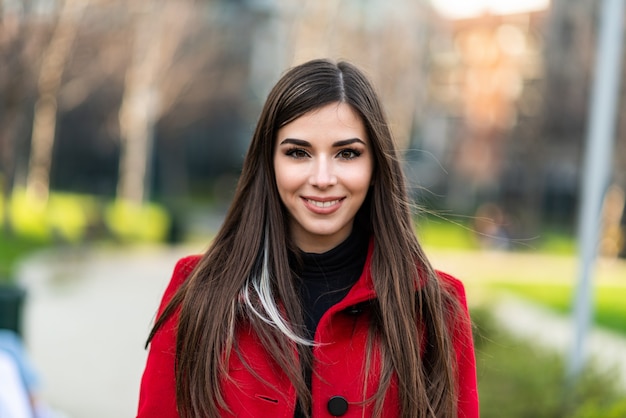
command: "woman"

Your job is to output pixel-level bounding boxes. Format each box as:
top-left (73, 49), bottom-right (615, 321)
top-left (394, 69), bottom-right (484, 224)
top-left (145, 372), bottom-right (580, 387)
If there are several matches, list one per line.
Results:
top-left (137, 59), bottom-right (479, 418)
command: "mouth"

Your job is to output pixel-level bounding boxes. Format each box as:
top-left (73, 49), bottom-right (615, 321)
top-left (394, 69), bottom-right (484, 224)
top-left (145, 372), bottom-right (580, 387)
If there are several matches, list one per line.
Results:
top-left (301, 196), bottom-right (345, 214)
top-left (305, 198), bottom-right (341, 208)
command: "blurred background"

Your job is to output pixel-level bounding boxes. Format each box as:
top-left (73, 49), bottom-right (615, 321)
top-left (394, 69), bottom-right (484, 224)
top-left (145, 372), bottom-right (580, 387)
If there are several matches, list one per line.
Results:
top-left (1, 0), bottom-right (626, 417)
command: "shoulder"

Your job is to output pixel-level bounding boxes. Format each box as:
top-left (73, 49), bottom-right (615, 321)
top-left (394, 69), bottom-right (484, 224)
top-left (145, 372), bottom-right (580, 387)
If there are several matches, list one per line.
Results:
top-left (172, 254), bottom-right (202, 281)
top-left (157, 254), bottom-right (202, 314)
top-left (434, 270), bottom-right (469, 309)
top-left (435, 271), bottom-right (466, 295)
top-left (138, 256), bottom-right (202, 417)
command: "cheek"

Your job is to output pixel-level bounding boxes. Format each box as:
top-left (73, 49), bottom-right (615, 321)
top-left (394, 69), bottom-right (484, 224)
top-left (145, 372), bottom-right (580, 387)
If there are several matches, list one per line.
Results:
top-left (274, 163), bottom-right (299, 196)
top-left (355, 177), bottom-right (373, 195)
top-left (343, 164), bottom-right (373, 193)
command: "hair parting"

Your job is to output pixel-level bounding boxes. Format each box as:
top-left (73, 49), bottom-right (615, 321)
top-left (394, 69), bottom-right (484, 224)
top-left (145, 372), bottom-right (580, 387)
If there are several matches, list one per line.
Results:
top-left (337, 69), bottom-right (346, 100)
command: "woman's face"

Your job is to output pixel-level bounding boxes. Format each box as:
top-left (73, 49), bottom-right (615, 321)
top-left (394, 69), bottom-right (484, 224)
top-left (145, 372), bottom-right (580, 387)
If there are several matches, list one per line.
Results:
top-left (274, 102), bottom-right (373, 253)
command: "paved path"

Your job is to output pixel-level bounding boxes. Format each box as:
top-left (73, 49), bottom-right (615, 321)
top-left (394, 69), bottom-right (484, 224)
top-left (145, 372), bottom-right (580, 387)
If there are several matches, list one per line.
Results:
top-left (17, 244), bottom-right (202, 418)
top-left (15, 247), bottom-right (626, 417)
top-left (491, 295), bottom-right (626, 392)
top-left (429, 248), bottom-right (626, 392)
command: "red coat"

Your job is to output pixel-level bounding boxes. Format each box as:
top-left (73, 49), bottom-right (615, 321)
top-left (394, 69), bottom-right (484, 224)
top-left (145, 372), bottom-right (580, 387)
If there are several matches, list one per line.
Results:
top-left (137, 244), bottom-right (479, 418)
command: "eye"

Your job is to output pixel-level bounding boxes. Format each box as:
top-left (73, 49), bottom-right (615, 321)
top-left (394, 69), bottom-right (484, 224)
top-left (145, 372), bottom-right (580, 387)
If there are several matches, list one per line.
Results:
top-left (285, 148), bottom-right (309, 159)
top-left (337, 149), bottom-right (361, 160)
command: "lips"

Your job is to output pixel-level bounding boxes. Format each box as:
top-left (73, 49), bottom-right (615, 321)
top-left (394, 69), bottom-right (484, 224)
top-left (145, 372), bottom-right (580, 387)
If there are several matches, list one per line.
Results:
top-left (302, 196), bottom-right (344, 214)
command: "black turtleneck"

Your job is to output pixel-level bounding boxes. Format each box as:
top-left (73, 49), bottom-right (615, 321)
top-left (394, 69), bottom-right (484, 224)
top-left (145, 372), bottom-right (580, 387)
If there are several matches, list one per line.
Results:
top-left (294, 226), bottom-right (370, 339)
top-left (292, 226), bottom-right (369, 418)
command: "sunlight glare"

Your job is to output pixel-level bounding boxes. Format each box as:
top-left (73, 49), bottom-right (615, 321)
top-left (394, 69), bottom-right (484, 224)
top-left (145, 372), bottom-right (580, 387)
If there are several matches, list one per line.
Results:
top-left (431, 0), bottom-right (550, 19)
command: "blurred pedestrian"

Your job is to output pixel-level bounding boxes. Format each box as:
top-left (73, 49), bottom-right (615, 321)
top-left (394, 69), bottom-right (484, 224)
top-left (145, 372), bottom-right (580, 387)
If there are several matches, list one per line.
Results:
top-left (473, 202), bottom-right (512, 250)
top-left (137, 59), bottom-right (478, 418)
top-left (0, 329), bottom-right (64, 418)
top-left (0, 348), bottom-right (32, 418)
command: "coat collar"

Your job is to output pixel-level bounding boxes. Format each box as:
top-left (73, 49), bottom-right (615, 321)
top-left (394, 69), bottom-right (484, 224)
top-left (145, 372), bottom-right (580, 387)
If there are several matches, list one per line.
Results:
top-left (322, 237), bottom-right (377, 316)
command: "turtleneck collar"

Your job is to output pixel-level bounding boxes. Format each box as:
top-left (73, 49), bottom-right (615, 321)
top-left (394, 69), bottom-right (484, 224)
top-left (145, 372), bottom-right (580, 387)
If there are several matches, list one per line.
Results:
top-left (291, 223), bottom-right (370, 342)
top-left (297, 224), bottom-right (369, 278)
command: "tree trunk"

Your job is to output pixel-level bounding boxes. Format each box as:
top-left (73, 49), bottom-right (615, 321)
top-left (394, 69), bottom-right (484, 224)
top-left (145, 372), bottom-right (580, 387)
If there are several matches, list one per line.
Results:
top-left (25, 0), bottom-right (86, 202)
top-left (117, 0), bottom-right (196, 204)
top-left (116, 2), bottom-right (165, 205)
top-left (0, 111), bottom-right (23, 234)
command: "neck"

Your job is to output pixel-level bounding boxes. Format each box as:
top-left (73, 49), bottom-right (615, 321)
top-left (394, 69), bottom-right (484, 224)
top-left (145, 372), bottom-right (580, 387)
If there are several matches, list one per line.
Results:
top-left (293, 225), bottom-right (354, 254)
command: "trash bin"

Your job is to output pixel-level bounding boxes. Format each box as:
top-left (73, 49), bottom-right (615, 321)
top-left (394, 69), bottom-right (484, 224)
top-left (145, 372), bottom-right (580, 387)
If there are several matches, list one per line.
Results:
top-left (0, 283), bottom-right (26, 337)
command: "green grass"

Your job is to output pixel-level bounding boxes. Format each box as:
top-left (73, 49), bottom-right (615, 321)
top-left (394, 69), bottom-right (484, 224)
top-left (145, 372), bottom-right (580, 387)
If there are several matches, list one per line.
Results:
top-left (415, 215), bottom-right (478, 250)
top-left (472, 307), bottom-right (626, 418)
top-left (414, 213), bottom-right (577, 254)
top-left (489, 282), bottom-right (626, 336)
top-left (0, 229), bottom-right (49, 282)
top-left (539, 228), bottom-right (578, 255)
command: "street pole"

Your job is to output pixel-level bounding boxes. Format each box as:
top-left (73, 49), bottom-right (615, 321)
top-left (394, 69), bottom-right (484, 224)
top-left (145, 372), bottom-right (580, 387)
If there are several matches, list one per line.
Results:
top-left (568, 0), bottom-right (625, 381)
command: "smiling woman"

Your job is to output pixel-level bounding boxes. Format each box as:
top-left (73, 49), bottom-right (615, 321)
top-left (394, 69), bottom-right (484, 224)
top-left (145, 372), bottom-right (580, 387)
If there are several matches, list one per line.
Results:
top-left (137, 59), bottom-right (479, 418)
top-left (274, 102), bottom-right (373, 253)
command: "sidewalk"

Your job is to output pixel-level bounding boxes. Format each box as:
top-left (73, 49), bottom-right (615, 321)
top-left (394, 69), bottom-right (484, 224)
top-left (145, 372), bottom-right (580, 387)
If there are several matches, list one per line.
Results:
top-left (15, 246), bottom-right (626, 417)
top-left (491, 295), bottom-right (626, 392)
top-left (17, 244), bottom-right (202, 418)
top-left (429, 248), bottom-right (626, 392)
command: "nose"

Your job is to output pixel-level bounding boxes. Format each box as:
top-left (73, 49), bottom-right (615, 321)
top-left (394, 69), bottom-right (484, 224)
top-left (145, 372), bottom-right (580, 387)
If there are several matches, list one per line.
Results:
top-left (309, 158), bottom-right (337, 189)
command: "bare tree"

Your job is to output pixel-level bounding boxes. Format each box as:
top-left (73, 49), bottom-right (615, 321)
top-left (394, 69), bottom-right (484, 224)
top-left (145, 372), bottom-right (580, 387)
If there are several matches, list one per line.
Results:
top-left (116, 0), bottom-right (211, 204)
top-left (0, 6), bottom-right (53, 230)
top-left (0, 12), bottom-right (25, 230)
top-left (25, 0), bottom-right (88, 202)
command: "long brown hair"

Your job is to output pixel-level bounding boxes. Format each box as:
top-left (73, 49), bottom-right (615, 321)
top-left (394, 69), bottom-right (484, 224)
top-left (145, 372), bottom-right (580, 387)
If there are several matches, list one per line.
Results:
top-left (148, 59), bottom-right (461, 417)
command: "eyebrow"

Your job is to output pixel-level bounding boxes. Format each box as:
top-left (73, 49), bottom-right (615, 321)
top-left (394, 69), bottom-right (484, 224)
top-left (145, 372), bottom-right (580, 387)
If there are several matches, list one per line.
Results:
top-left (279, 138), bottom-right (366, 147)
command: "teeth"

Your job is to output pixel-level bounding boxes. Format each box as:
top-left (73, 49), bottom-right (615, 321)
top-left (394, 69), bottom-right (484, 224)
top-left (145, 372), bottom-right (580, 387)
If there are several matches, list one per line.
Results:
top-left (307, 199), bottom-right (339, 208)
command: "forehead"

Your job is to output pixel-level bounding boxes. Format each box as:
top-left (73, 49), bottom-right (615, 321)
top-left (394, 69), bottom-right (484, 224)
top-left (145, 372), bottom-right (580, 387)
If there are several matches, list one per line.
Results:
top-left (276, 102), bottom-right (368, 143)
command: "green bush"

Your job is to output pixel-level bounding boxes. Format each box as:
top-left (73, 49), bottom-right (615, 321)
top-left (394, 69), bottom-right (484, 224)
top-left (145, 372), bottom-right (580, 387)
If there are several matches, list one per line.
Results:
top-left (573, 398), bottom-right (626, 418)
top-left (104, 199), bottom-right (170, 243)
top-left (0, 190), bottom-right (173, 278)
top-left (8, 188), bottom-right (98, 242)
top-left (4, 189), bottom-right (171, 244)
top-left (472, 307), bottom-right (624, 418)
